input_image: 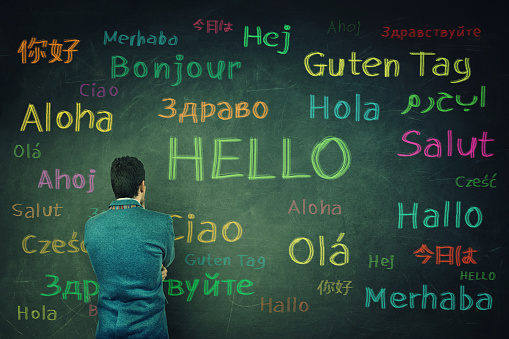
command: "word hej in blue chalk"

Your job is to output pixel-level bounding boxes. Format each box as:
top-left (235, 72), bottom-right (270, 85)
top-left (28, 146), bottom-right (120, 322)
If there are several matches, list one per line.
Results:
top-left (104, 30), bottom-right (177, 46)
top-left (243, 24), bottom-right (290, 55)
top-left (365, 285), bottom-right (492, 311)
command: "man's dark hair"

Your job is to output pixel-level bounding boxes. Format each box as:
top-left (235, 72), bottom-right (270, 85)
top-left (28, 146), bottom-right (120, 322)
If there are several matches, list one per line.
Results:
top-left (111, 156), bottom-right (145, 199)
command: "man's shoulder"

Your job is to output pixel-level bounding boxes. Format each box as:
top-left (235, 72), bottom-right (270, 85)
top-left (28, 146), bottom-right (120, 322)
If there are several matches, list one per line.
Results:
top-left (86, 208), bottom-right (109, 222)
top-left (139, 208), bottom-right (172, 220)
top-left (85, 209), bottom-right (110, 228)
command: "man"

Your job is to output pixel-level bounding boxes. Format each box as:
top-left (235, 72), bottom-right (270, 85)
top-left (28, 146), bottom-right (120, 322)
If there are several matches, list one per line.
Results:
top-left (85, 156), bottom-right (175, 338)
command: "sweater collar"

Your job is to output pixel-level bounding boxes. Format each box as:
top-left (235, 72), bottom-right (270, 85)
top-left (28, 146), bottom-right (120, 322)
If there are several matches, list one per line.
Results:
top-left (109, 198), bottom-right (141, 207)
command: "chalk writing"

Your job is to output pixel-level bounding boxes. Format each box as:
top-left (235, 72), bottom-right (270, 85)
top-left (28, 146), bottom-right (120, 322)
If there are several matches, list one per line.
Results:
top-left (382, 26), bottom-right (481, 40)
top-left (172, 213), bottom-right (243, 243)
top-left (13, 143), bottom-right (41, 158)
top-left (17, 38), bottom-right (79, 64)
top-left (310, 94), bottom-right (380, 121)
top-left (38, 168), bottom-right (95, 193)
top-left (184, 254), bottom-right (265, 269)
top-left (365, 285), bottom-right (492, 310)
top-left (398, 130), bottom-right (494, 158)
top-left (368, 254), bottom-right (394, 269)
top-left (88, 207), bottom-right (107, 218)
top-left (104, 30), bottom-right (177, 46)
top-left (80, 83), bottom-right (119, 97)
top-left (168, 136), bottom-right (351, 181)
top-left (20, 103), bottom-right (113, 132)
top-left (41, 274), bottom-right (99, 303)
top-left (401, 86), bottom-right (486, 114)
top-left (460, 272), bottom-right (496, 281)
top-left (159, 98), bottom-right (268, 123)
top-left (89, 304), bottom-right (97, 317)
top-left (397, 201), bottom-right (483, 229)
top-left (409, 51), bottom-right (471, 83)
top-left (289, 233), bottom-right (349, 266)
top-left (305, 51), bottom-right (400, 78)
top-left (413, 244), bottom-right (477, 266)
top-left (261, 297), bottom-right (309, 313)
top-left (304, 51), bottom-right (471, 83)
top-left (287, 199), bottom-right (341, 215)
top-left (12, 203), bottom-right (62, 218)
top-left (194, 19), bottom-right (233, 33)
top-left (244, 25), bottom-right (291, 55)
top-left (166, 273), bottom-right (254, 301)
top-left (317, 280), bottom-right (353, 295)
top-left (327, 20), bottom-right (360, 36)
top-left (22, 232), bottom-right (87, 254)
top-left (455, 174), bottom-right (497, 188)
top-left (17, 305), bottom-right (57, 320)
top-left (111, 55), bottom-right (241, 87)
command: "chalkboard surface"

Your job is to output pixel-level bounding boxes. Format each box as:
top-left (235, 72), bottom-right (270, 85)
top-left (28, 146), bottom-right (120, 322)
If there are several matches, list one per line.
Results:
top-left (1, 1), bottom-right (508, 338)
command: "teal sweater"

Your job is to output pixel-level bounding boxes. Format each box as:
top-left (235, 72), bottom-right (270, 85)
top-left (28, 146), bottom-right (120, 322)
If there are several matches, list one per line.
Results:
top-left (85, 199), bottom-right (175, 338)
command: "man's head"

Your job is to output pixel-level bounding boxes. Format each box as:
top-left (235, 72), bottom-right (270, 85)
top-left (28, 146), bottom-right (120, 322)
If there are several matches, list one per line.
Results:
top-left (111, 156), bottom-right (145, 199)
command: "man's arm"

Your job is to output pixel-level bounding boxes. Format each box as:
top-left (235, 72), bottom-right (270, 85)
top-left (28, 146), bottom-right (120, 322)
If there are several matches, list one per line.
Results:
top-left (162, 215), bottom-right (175, 267)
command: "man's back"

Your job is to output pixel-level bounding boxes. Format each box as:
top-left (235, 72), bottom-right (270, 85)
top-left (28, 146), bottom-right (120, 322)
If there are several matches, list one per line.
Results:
top-left (85, 198), bottom-right (174, 339)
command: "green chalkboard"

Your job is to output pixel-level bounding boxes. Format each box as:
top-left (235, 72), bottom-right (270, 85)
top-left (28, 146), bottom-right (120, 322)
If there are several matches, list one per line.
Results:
top-left (1, 0), bottom-right (508, 338)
